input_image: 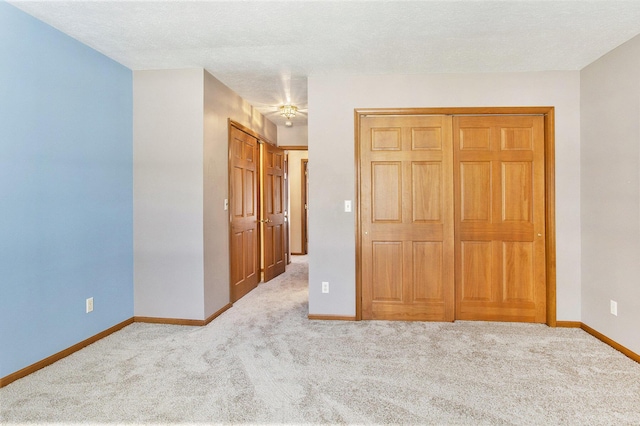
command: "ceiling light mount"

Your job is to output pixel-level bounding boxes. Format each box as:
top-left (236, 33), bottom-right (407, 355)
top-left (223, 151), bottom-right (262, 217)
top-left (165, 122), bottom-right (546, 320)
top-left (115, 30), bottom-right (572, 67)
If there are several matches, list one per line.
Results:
top-left (280, 105), bottom-right (298, 120)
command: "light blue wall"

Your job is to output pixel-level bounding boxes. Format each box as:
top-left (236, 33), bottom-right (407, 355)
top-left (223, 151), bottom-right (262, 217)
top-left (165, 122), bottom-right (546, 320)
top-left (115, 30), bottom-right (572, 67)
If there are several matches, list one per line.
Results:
top-left (0, 2), bottom-right (133, 378)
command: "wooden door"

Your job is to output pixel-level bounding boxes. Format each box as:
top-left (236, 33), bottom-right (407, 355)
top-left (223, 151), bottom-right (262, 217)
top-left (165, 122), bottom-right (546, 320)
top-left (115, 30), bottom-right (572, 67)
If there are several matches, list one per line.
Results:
top-left (302, 159), bottom-right (309, 255)
top-left (360, 115), bottom-right (455, 321)
top-left (229, 125), bottom-right (259, 302)
top-left (454, 115), bottom-right (546, 322)
top-left (284, 154), bottom-right (290, 264)
top-left (262, 142), bottom-right (286, 282)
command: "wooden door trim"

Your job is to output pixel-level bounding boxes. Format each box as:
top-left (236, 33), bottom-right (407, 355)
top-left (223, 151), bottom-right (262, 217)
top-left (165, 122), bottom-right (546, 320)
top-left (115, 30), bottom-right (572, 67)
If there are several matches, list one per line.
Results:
top-left (284, 153), bottom-right (290, 264)
top-left (301, 159), bottom-right (309, 255)
top-left (356, 107), bottom-right (554, 116)
top-left (354, 112), bottom-right (363, 321)
top-left (354, 107), bottom-right (557, 326)
top-left (544, 110), bottom-right (557, 326)
top-left (279, 145), bottom-right (309, 151)
top-left (230, 120), bottom-right (275, 146)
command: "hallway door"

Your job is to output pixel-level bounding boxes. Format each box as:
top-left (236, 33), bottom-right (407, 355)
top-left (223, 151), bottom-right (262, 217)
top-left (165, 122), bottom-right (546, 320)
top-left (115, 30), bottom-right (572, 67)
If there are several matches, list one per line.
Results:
top-left (262, 142), bottom-right (286, 282)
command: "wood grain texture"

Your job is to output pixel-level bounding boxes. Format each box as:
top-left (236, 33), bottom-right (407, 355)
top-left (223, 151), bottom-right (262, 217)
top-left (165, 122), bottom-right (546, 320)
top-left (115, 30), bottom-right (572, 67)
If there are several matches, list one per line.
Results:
top-left (262, 142), bottom-right (286, 282)
top-left (354, 111), bottom-right (363, 320)
top-left (0, 318), bottom-right (134, 388)
top-left (134, 316), bottom-right (204, 326)
top-left (354, 107), bottom-right (556, 324)
top-left (230, 119), bottom-right (275, 146)
top-left (229, 124), bottom-right (260, 302)
top-left (360, 114), bottom-right (455, 321)
top-left (544, 110), bottom-right (557, 327)
top-left (357, 107), bottom-right (555, 116)
top-left (301, 159), bottom-right (309, 255)
top-left (278, 145), bottom-right (308, 151)
top-left (454, 115), bottom-right (546, 323)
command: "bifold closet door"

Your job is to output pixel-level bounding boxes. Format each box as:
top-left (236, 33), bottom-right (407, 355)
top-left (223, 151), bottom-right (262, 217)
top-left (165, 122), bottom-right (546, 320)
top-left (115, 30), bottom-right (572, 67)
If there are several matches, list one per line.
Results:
top-left (360, 115), bottom-right (455, 321)
top-left (453, 116), bottom-right (546, 323)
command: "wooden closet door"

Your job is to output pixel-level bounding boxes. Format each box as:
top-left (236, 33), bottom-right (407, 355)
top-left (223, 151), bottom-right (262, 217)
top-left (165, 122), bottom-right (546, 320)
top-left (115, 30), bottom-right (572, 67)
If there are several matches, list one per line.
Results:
top-left (229, 126), bottom-right (259, 302)
top-left (454, 115), bottom-right (546, 322)
top-left (360, 115), bottom-right (455, 321)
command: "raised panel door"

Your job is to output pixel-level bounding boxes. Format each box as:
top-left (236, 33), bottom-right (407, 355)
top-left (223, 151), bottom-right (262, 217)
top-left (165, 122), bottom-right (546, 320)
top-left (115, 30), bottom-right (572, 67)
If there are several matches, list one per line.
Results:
top-left (454, 115), bottom-right (546, 322)
top-left (263, 142), bottom-right (286, 282)
top-left (361, 115), bottom-right (455, 321)
top-left (229, 126), bottom-right (259, 302)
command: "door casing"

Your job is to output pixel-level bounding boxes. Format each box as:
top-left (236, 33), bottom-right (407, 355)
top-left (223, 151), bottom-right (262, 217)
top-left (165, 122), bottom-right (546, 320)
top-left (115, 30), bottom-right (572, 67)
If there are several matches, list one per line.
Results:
top-left (354, 107), bottom-right (556, 326)
top-left (302, 159), bottom-right (309, 255)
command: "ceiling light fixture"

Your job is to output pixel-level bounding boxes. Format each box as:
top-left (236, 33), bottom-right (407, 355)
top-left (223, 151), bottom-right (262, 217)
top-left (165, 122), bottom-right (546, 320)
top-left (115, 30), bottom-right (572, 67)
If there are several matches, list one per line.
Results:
top-left (280, 105), bottom-right (298, 119)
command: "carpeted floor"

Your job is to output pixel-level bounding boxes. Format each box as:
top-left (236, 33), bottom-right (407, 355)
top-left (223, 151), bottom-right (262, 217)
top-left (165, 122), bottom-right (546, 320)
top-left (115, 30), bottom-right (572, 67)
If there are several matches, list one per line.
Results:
top-left (1, 256), bottom-right (640, 425)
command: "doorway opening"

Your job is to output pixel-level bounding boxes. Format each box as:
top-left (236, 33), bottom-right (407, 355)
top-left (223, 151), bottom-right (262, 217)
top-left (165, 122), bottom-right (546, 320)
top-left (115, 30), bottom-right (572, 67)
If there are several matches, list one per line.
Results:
top-left (282, 148), bottom-right (308, 257)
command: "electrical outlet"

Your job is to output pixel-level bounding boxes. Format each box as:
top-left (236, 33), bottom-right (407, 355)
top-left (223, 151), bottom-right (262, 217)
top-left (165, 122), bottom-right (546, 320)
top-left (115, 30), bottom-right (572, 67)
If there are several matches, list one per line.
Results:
top-left (322, 281), bottom-right (329, 293)
top-left (86, 297), bottom-right (94, 313)
top-left (610, 300), bottom-right (617, 316)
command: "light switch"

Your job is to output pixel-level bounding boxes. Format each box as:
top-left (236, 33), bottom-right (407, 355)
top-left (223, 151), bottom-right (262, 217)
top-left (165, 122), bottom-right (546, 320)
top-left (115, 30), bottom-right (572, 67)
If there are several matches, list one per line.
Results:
top-left (344, 200), bottom-right (352, 212)
top-left (224, 199), bottom-right (229, 211)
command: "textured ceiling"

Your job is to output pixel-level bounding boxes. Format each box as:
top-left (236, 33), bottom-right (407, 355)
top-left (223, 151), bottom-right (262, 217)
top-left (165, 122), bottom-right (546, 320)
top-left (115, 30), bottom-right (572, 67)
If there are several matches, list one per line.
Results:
top-left (9, 1), bottom-right (640, 126)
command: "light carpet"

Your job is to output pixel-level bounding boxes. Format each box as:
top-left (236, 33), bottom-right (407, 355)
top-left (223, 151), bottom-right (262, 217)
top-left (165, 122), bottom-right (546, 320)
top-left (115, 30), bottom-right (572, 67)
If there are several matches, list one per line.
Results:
top-left (2, 256), bottom-right (640, 425)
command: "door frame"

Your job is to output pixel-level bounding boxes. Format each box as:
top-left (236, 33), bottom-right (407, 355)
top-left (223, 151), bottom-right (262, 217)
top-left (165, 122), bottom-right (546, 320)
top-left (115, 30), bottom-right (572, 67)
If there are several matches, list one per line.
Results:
top-left (354, 107), bottom-right (557, 326)
top-left (280, 146), bottom-right (309, 257)
top-left (301, 159), bottom-right (309, 255)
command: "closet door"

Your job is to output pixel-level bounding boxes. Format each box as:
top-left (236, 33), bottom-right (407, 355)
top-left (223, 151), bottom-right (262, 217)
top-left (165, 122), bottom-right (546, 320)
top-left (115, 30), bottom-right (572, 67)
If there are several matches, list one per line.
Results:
top-left (360, 115), bottom-right (455, 321)
top-left (229, 125), bottom-right (259, 302)
top-left (454, 116), bottom-right (546, 322)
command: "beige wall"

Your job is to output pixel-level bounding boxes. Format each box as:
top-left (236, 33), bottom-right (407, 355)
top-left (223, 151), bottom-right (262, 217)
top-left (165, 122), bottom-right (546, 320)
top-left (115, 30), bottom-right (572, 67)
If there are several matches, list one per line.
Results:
top-left (134, 68), bottom-right (276, 321)
top-left (278, 124), bottom-right (308, 147)
top-left (581, 34), bottom-right (640, 354)
top-left (308, 71), bottom-right (582, 320)
top-left (288, 150), bottom-right (309, 254)
top-left (133, 69), bottom-right (205, 319)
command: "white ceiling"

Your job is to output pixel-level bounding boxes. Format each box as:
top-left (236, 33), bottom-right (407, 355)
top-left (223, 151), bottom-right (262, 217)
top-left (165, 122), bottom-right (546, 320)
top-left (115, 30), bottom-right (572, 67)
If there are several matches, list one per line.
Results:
top-left (9, 1), bottom-right (640, 126)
